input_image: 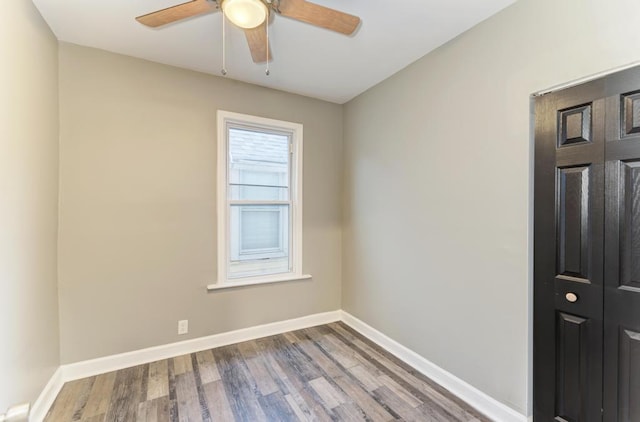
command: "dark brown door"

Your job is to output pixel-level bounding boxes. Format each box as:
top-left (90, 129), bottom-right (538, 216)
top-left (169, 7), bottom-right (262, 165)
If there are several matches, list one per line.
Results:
top-left (603, 71), bottom-right (640, 422)
top-left (535, 78), bottom-right (605, 422)
top-left (535, 66), bottom-right (640, 422)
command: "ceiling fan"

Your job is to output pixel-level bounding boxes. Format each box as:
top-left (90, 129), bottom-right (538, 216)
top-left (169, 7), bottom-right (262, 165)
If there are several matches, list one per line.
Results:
top-left (136, 0), bottom-right (361, 64)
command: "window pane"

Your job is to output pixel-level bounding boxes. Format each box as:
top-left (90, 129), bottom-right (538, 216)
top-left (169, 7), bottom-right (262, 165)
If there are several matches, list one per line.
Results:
top-left (228, 128), bottom-right (289, 201)
top-left (241, 207), bottom-right (280, 250)
top-left (229, 204), bottom-right (290, 279)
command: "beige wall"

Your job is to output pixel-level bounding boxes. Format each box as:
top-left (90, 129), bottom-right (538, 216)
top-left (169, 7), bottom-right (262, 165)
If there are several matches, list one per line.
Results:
top-left (0, 0), bottom-right (60, 410)
top-left (57, 43), bottom-right (343, 363)
top-left (343, 0), bottom-right (640, 416)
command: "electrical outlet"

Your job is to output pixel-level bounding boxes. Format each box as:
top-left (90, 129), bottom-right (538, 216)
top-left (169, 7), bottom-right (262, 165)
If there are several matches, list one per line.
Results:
top-left (178, 319), bottom-right (188, 335)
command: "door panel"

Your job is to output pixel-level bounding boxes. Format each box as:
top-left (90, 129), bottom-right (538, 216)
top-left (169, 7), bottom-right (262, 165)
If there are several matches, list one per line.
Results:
top-left (618, 328), bottom-right (640, 422)
top-left (603, 68), bottom-right (640, 422)
top-left (559, 104), bottom-right (593, 146)
top-left (619, 160), bottom-right (640, 288)
top-left (620, 91), bottom-right (640, 138)
top-left (555, 312), bottom-right (597, 422)
top-left (535, 82), bottom-right (605, 422)
top-left (556, 165), bottom-right (592, 280)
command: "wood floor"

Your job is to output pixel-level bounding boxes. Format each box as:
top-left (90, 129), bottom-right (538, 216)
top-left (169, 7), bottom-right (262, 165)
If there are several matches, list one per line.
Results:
top-left (45, 322), bottom-right (489, 422)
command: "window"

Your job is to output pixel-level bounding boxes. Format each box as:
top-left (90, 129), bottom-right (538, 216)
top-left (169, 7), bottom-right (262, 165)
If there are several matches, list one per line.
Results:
top-left (211, 111), bottom-right (309, 289)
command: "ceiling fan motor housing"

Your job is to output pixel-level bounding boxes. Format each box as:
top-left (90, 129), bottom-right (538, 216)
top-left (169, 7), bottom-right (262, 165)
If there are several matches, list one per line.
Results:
top-left (221, 0), bottom-right (269, 29)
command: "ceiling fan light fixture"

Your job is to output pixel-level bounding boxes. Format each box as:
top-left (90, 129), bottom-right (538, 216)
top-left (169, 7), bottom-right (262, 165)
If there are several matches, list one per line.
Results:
top-left (222, 0), bottom-right (268, 29)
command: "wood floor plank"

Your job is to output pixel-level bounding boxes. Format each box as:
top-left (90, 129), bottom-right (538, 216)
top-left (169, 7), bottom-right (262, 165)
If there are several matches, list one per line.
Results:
top-left (414, 401), bottom-right (464, 422)
top-left (173, 354), bottom-right (193, 376)
top-left (237, 340), bottom-right (280, 396)
top-left (331, 375), bottom-right (396, 422)
top-left (348, 364), bottom-right (382, 392)
top-left (175, 371), bottom-right (203, 422)
top-left (366, 339), bottom-right (474, 420)
top-left (136, 396), bottom-right (173, 422)
top-left (195, 350), bottom-right (220, 384)
top-left (254, 345), bottom-right (292, 396)
top-left (273, 337), bottom-right (348, 420)
top-left (155, 396), bottom-right (173, 422)
top-left (137, 398), bottom-right (158, 422)
top-left (305, 326), bottom-right (383, 380)
top-left (70, 377), bottom-right (96, 421)
top-left (308, 377), bottom-right (346, 410)
top-left (333, 402), bottom-right (368, 422)
top-left (45, 378), bottom-right (94, 422)
top-left (282, 331), bottom-right (299, 344)
top-left (147, 360), bottom-right (169, 401)
top-left (82, 372), bottom-right (117, 418)
top-left (190, 355), bottom-right (213, 422)
top-left (45, 324), bottom-right (490, 422)
top-left (167, 358), bottom-right (180, 421)
top-left (292, 328), bottom-right (399, 422)
top-left (331, 322), bottom-right (489, 421)
top-left (328, 323), bottom-right (487, 421)
top-left (80, 414), bottom-right (106, 422)
top-left (257, 336), bottom-right (334, 422)
top-left (372, 385), bottom-right (427, 422)
top-left (263, 356), bottom-right (324, 422)
top-left (266, 334), bottom-right (323, 382)
top-left (257, 391), bottom-right (298, 422)
top-left (212, 345), bottom-right (267, 422)
top-left (313, 333), bottom-right (359, 369)
top-left (104, 364), bottom-right (146, 422)
top-left (260, 333), bottom-right (342, 419)
top-left (283, 394), bottom-right (309, 422)
top-left (378, 374), bottom-right (421, 408)
top-left (202, 381), bottom-right (235, 422)
top-left (305, 325), bottom-right (469, 422)
top-left (288, 330), bottom-right (344, 379)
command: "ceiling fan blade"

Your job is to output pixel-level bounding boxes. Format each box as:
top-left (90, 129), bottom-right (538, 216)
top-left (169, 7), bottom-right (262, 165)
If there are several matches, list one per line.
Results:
top-left (278, 0), bottom-right (360, 35)
top-left (244, 23), bottom-right (272, 63)
top-left (136, 0), bottom-right (216, 28)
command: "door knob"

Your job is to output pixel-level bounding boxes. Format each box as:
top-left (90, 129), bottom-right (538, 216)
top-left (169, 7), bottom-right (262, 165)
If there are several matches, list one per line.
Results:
top-left (565, 292), bottom-right (578, 303)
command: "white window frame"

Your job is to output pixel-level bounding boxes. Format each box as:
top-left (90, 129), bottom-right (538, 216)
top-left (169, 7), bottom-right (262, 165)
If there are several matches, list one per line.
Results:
top-left (209, 110), bottom-right (310, 290)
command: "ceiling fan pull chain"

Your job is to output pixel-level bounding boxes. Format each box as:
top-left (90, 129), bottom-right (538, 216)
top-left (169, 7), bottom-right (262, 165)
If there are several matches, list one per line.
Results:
top-left (265, 19), bottom-right (270, 76)
top-left (221, 12), bottom-right (227, 76)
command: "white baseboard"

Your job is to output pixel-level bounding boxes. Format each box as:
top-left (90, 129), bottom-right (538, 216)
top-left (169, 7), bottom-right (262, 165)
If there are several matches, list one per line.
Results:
top-left (340, 311), bottom-right (528, 422)
top-left (30, 310), bottom-right (341, 421)
top-left (62, 310), bottom-right (342, 381)
top-left (29, 367), bottom-right (63, 422)
top-left (32, 309), bottom-right (530, 422)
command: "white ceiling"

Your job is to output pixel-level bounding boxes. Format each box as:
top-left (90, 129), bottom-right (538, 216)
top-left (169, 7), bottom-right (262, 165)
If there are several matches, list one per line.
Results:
top-left (31, 0), bottom-right (515, 104)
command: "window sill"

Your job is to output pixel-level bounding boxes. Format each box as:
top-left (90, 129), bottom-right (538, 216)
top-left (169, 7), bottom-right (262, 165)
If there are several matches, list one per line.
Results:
top-left (207, 273), bottom-right (312, 291)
